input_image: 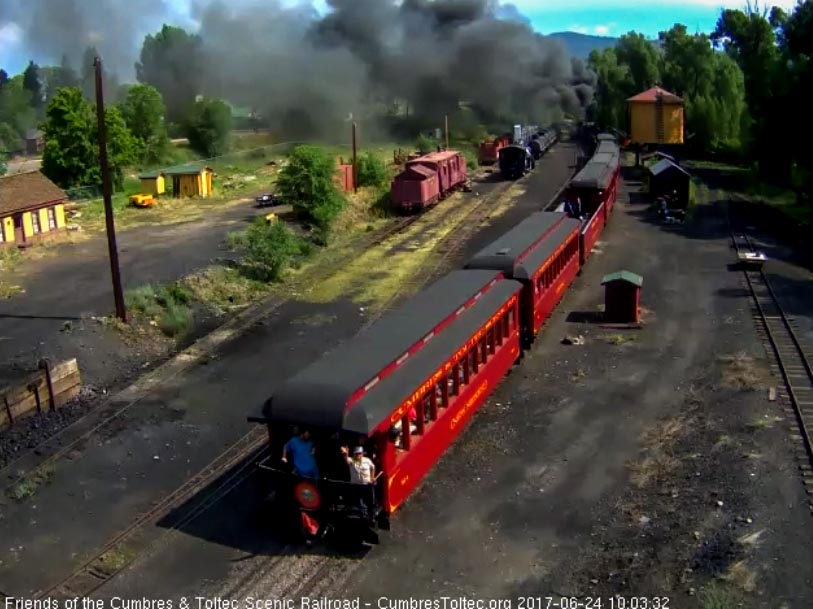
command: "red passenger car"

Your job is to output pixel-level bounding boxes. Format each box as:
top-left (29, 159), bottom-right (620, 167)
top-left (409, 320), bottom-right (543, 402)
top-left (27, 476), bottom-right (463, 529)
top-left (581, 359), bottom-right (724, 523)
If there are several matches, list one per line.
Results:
top-left (250, 270), bottom-right (522, 543)
top-left (567, 137), bottom-right (621, 265)
top-left (465, 212), bottom-right (581, 347)
top-left (390, 150), bottom-right (467, 213)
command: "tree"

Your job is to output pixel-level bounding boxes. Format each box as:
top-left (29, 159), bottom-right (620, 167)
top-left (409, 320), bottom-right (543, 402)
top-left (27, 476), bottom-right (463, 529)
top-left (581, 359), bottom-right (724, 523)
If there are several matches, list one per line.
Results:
top-left (136, 25), bottom-right (203, 123)
top-left (712, 6), bottom-right (788, 179)
top-left (23, 61), bottom-right (43, 109)
top-left (659, 25), bottom-right (714, 100)
top-left (615, 33), bottom-right (660, 94)
top-left (41, 87), bottom-right (98, 188)
top-left (587, 48), bottom-right (632, 130)
top-left (276, 145), bottom-right (345, 242)
top-left (121, 83), bottom-right (169, 163)
top-left (0, 70), bottom-right (9, 88)
top-left (94, 106), bottom-right (138, 190)
top-left (0, 75), bottom-right (36, 145)
top-left (41, 87), bottom-right (137, 190)
top-left (0, 122), bottom-right (21, 153)
top-left (184, 98), bottom-right (232, 157)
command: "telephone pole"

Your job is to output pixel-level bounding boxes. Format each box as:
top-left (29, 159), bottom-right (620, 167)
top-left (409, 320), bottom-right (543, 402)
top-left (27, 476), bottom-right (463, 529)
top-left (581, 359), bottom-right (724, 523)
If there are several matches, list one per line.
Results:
top-left (444, 114), bottom-right (449, 150)
top-left (94, 57), bottom-right (127, 322)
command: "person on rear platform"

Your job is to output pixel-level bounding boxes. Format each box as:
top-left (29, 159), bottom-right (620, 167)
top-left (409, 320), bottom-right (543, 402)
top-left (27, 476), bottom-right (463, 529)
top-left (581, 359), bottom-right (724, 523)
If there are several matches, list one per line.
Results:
top-left (282, 428), bottom-right (319, 479)
top-left (343, 446), bottom-right (376, 518)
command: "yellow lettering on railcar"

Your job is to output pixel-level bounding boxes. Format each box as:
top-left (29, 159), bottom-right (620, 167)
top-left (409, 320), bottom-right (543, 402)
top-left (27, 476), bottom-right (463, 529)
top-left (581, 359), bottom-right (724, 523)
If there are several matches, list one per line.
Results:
top-left (385, 297), bottom-right (517, 428)
top-left (450, 380), bottom-right (489, 430)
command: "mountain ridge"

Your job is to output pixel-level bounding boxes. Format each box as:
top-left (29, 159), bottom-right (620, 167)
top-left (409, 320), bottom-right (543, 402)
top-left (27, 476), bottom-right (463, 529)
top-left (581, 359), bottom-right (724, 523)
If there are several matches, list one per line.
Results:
top-left (547, 31), bottom-right (619, 59)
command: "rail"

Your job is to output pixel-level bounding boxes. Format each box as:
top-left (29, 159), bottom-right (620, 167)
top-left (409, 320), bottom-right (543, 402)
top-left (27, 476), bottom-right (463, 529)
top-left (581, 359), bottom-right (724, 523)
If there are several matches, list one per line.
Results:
top-left (730, 225), bottom-right (813, 505)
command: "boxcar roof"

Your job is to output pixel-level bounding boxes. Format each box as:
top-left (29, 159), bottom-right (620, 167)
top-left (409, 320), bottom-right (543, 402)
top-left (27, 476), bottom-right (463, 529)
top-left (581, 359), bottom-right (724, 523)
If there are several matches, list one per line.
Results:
top-left (400, 164), bottom-right (436, 180)
top-left (465, 212), bottom-right (567, 277)
top-left (263, 269), bottom-right (504, 430)
top-left (414, 150), bottom-right (461, 163)
top-left (345, 280), bottom-right (522, 434)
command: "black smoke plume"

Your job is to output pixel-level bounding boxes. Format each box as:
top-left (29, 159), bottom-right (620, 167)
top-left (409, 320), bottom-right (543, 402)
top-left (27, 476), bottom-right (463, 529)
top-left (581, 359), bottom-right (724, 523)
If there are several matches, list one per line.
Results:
top-left (5, 0), bottom-right (595, 137)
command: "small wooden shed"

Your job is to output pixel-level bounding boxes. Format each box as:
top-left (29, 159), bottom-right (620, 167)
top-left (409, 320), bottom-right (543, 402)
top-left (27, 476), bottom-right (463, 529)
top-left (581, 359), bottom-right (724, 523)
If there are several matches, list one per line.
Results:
top-left (601, 270), bottom-right (643, 324)
top-left (138, 169), bottom-right (166, 196)
top-left (648, 159), bottom-right (691, 208)
top-left (164, 163), bottom-right (214, 198)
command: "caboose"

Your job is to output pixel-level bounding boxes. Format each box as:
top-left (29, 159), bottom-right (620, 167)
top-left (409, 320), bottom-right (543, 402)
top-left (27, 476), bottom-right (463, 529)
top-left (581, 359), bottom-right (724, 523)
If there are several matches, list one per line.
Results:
top-left (390, 150), bottom-right (467, 213)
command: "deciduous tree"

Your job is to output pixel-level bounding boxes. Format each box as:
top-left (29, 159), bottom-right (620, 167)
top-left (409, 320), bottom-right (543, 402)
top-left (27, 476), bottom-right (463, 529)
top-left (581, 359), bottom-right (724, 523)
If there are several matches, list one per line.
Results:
top-left (276, 145), bottom-right (345, 242)
top-left (41, 87), bottom-right (97, 188)
top-left (136, 25), bottom-right (204, 123)
top-left (183, 97), bottom-right (231, 157)
top-left (121, 83), bottom-right (170, 163)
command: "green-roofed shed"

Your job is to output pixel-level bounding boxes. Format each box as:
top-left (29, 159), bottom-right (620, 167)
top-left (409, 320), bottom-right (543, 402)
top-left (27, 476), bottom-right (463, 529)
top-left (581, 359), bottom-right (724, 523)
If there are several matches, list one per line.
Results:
top-left (138, 169), bottom-right (166, 196)
top-left (162, 163), bottom-right (214, 198)
top-left (601, 270), bottom-right (643, 323)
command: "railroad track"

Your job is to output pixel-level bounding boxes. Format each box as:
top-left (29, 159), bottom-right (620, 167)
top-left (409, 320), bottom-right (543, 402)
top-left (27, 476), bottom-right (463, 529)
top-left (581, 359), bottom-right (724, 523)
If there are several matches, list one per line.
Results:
top-left (28, 149), bottom-right (579, 600)
top-left (34, 430), bottom-right (269, 599)
top-left (730, 228), bottom-right (813, 509)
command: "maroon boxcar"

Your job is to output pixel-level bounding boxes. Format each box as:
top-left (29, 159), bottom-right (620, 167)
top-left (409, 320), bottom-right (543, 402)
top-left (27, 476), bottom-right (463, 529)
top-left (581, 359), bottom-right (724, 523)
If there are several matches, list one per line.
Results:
top-left (391, 150), bottom-right (467, 213)
top-left (465, 211), bottom-right (581, 347)
top-left (251, 270), bottom-right (522, 537)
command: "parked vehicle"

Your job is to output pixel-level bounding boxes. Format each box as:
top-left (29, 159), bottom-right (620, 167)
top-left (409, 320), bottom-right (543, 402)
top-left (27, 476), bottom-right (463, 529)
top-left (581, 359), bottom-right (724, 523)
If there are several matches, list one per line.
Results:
top-left (255, 193), bottom-right (277, 207)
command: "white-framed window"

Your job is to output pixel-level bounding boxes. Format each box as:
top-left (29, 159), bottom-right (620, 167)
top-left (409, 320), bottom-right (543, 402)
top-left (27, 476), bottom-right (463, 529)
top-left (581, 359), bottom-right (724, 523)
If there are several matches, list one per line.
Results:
top-left (47, 207), bottom-right (56, 230)
top-left (31, 211), bottom-right (41, 234)
top-left (0, 224), bottom-right (5, 243)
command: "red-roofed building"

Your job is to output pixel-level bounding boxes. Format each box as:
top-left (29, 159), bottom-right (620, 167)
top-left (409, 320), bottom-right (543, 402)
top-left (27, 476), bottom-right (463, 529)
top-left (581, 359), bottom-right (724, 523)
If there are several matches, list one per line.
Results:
top-left (627, 86), bottom-right (684, 145)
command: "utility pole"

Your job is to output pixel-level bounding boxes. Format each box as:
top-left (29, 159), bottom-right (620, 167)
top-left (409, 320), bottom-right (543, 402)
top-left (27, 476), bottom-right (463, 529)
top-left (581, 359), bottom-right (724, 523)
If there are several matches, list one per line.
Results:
top-left (352, 121), bottom-right (358, 194)
top-left (94, 57), bottom-right (126, 322)
top-left (444, 114), bottom-right (449, 150)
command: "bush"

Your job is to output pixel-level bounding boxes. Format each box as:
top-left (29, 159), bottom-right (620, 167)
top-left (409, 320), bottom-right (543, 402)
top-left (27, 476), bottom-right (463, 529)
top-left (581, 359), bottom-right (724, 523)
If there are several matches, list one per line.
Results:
top-left (242, 218), bottom-right (303, 282)
top-left (124, 283), bottom-right (194, 337)
top-left (460, 147), bottom-right (478, 171)
top-left (416, 133), bottom-right (439, 154)
top-left (157, 300), bottom-right (193, 336)
top-left (356, 152), bottom-right (389, 188)
top-left (276, 145), bottom-right (345, 241)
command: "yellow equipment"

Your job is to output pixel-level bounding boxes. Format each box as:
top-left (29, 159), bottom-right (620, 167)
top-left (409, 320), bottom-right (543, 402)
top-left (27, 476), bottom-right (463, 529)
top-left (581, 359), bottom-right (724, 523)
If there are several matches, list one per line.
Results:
top-left (265, 212), bottom-right (277, 224)
top-left (129, 193), bottom-right (156, 207)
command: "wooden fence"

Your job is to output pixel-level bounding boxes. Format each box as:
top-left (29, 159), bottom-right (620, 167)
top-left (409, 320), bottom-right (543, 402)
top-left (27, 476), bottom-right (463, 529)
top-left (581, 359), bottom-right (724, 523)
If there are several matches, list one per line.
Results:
top-left (0, 359), bottom-right (82, 429)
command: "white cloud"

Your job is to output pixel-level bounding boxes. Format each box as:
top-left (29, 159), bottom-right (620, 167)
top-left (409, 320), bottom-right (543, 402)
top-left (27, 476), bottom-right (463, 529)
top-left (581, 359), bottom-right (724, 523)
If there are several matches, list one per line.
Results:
top-left (0, 22), bottom-right (23, 47)
top-left (594, 25), bottom-right (611, 35)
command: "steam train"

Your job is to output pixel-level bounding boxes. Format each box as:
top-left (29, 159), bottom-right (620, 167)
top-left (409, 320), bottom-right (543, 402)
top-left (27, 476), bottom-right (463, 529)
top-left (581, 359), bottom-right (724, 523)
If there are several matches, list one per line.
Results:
top-left (248, 133), bottom-right (621, 546)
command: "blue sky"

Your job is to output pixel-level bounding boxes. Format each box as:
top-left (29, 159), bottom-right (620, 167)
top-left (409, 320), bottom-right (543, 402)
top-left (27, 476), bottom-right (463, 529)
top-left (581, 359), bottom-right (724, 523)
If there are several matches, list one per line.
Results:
top-left (0, 0), bottom-right (801, 76)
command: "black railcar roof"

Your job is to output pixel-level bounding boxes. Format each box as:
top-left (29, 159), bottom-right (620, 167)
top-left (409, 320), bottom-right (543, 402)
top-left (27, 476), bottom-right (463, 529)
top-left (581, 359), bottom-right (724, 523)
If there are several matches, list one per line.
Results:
top-left (465, 212), bottom-right (575, 279)
top-left (345, 280), bottom-right (522, 434)
top-left (571, 140), bottom-right (620, 190)
top-left (262, 269), bottom-right (505, 430)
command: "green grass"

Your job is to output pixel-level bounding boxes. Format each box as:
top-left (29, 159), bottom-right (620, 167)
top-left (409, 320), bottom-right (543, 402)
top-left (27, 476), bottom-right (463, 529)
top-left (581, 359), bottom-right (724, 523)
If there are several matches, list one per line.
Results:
top-left (6, 464), bottom-right (56, 502)
top-left (700, 583), bottom-right (740, 609)
top-left (181, 266), bottom-right (271, 315)
top-left (0, 246), bottom-right (24, 299)
top-left (124, 283), bottom-right (193, 337)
